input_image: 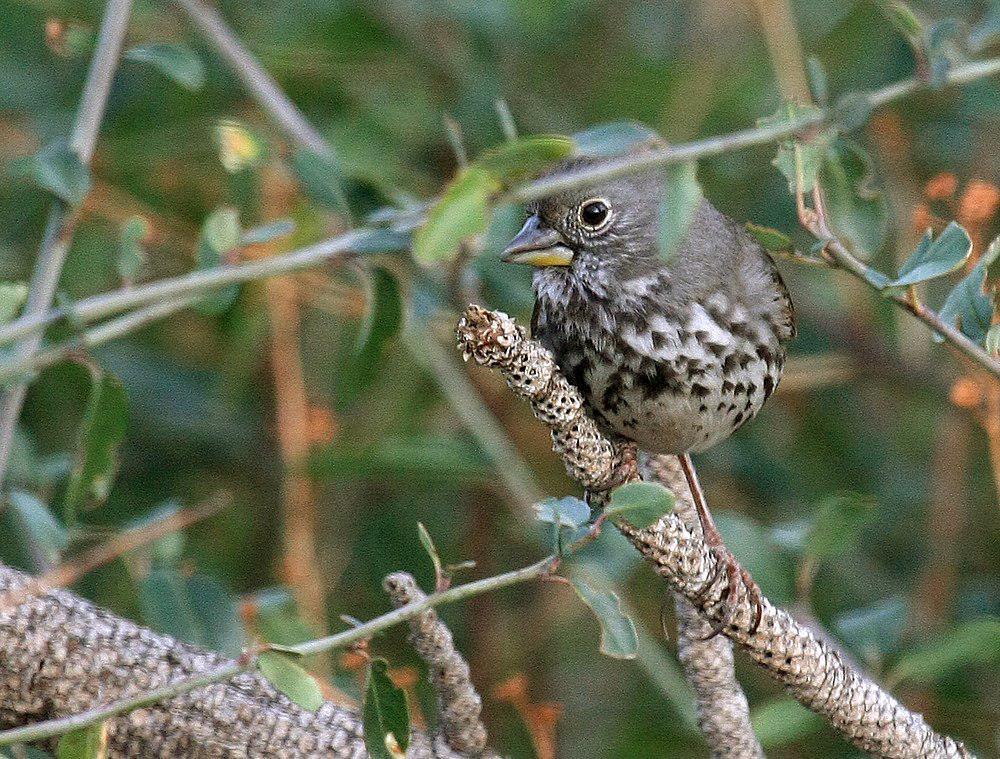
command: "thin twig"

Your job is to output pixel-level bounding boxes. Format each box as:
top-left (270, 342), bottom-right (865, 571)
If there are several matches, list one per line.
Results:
top-left (0, 230), bottom-right (367, 349)
top-left (0, 0), bottom-right (134, 491)
top-left (0, 296), bottom-right (198, 385)
top-left (171, 0), bottom-right (333, 158)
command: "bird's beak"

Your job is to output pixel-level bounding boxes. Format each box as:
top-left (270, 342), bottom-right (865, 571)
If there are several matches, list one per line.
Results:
top-left (501, 214), bottom-right (574, 267)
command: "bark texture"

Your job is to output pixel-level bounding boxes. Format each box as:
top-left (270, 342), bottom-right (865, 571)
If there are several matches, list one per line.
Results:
top-left (0, 564), bottom-right (479, 758)
top-left (456, 304), bottom-right (973, 759)
top-left (641, 453), bottom-right (764, 759)
top-left (384, 573), bottom-right (499, 758)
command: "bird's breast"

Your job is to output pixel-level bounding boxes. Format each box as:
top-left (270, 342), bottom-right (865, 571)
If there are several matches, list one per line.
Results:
top-left (534, 291), bottom-right (786, 454)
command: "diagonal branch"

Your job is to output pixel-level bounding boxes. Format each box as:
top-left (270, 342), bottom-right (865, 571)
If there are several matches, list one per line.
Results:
top-left (0, 0), bottom-right (134, 491)
top-left (455, 304), bottom-right (973, 759)
top-left (640, 453), bottom-right (763, 759)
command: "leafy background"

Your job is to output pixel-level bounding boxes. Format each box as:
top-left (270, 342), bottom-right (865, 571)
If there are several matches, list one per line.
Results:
top-left (1, 0), bottom-right (999, 756)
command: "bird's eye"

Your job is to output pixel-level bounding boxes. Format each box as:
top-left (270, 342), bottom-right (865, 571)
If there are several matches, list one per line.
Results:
top-left (578, 199), bottom-right (611, 230)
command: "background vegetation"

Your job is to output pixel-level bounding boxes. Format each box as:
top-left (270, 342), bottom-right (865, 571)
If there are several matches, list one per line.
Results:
top-left (1, 0), bottom-right (998, 756)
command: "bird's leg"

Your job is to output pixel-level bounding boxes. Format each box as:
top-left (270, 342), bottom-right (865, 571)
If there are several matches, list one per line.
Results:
top-left (678, 454), bottom-right (763, 637)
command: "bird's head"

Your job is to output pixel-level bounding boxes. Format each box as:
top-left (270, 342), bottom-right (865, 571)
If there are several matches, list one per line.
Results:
top-left (502, 156), bottom-right (667, 288)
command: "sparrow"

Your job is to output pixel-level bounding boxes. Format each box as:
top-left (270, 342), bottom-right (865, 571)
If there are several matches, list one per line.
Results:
top-left (502, 155), bottom-right (795, 634)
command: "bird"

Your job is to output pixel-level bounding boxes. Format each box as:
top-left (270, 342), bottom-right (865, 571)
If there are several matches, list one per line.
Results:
top-left (501, 153), bottom-right (795, 634)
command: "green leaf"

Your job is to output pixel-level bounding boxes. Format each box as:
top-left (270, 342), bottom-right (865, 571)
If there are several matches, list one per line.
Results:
top-left (412, 166), bottom-right (498, 265)
top-left (834, 595), bottom-right (908, 658)
top-left (573, 122), bottom-right (661, 156)
top-left (887, 617), bottom-right (1000, 685)
top-left (125, 43), bottom-right (205, 91)
top-left (363, 658), bottom-right (411, 758)
top-left (759, 102), bottom-right (826, 195)
top-left (534, 496), bottom-right (591, 528)
top-left (241, 219), bottom-right (296, 246)
top-left (258, 649), bottom-right (325, 712)
top-left (0, 281), bottom-right (29, 324)
top-left (13, 139), bottom-right (91, 206)
top-left (746, 223), bottom-right (793, 253)
top-left (606, 481), bottom-right (674, 529)
top-left (138, 566), bottom-right (205, 645)
top-left (291, 148), bottom-right (350, 214)
top-left (567, 572), bottom-right (638, 659)
top-left (751, 699), bottom-right (824, 748)
top-left (117, 215), bottom-right (149, 282)
top-left (806, 56), bottom-right (829, 106)
top-left (62, 370), bottom-right (128, 525)
top-left (215, 119), bottom-right (267, 173)
top-left (891, 222), bottom-right (972, 286)
top-left (820, 138), bottom-right (887, 256)
top-left (56, 722), bottom-right (107, 759)
top-left (476, 135), bottom-right (575, 183)
top-left (250, 587), bottom-right (318, 648)
top-left (195, 206), bottom-right (241, 314)
top-left (659, 161), bottom-right (702, 263)
top-left (938, 236), bottom-right (1000, 344)
top-left (337, 266), bottom-right (403, 408)
top-left (4, 490), bottom-right (69, 571)
top-left (881, 1), bottom-right (925, 42)
top-left (804, 492), bottom-right (876, 561)
top-left (185, 574), bottom-right (246, 657)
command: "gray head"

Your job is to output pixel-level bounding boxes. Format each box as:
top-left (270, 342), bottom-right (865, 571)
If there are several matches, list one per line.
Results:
top-left (502, 156), bottom-right (668, 294)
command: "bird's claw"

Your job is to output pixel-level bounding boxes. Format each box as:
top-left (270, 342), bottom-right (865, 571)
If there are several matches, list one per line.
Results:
top-left (695, 544), bottom-right (763, 639)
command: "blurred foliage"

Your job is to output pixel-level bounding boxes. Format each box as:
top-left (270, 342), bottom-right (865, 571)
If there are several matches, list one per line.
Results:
top-left (1, 0), bottom-right (999, 756)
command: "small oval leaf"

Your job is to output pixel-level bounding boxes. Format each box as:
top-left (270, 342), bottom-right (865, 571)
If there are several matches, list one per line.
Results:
top-left (125, 42), bottom-right (205, 90)
top-left (412, 167), bottom-right (499, 265)
top-left (56, 721), bottom-right (108, 759)
top-left (0, 281), bottom-right (29, 324)
top-left (568, 573), bottom-right (638, 659)
top-left (363, 658), bottom-right (411, 758)
top-left (606, 481), bottom-right (675, 529)
top-left (62, 370), bottom-right (128, 525)
top-left (891, 222), bottom-right (972, 287)
top-left (476, 135), bottom-right (575, 183)
top-left (534, 496), bottom-right (591, 528)
top-left (258, 649), bottom-right (325, 712)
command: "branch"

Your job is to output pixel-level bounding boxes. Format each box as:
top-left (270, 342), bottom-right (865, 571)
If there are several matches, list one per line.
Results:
top-left (384, 573), bottom-right (499, 758)
top-left (455, 304), bottom-right (974, 759)
top-left (0, 0), bottom-right (134, 490)
top-left (640, 454), bottom-right (763, 759)
top-left (0, 557), bottom-right (551, 747)
top-left (0, 563), bottom-right (510, 757)
top-left (821, 232), bottom-right (999, 377)
top-left (171, 0), bottom-right (333, 159)
top-left (1, 57), bottom-right (999, 359)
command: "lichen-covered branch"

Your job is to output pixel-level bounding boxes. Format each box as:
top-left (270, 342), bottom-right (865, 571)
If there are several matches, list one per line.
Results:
top-left (640, 454), bottom-right (763, 759)
top-left (0, 563), bottom-right (505, 757)
top-left (384, 573), bottom-right (499, 758)
top-left (456, 304), bottom-right (973, 759)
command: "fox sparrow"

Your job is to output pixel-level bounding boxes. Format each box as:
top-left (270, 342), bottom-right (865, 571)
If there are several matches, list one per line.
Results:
top-left (502, 155), bottom-right (795, 634)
